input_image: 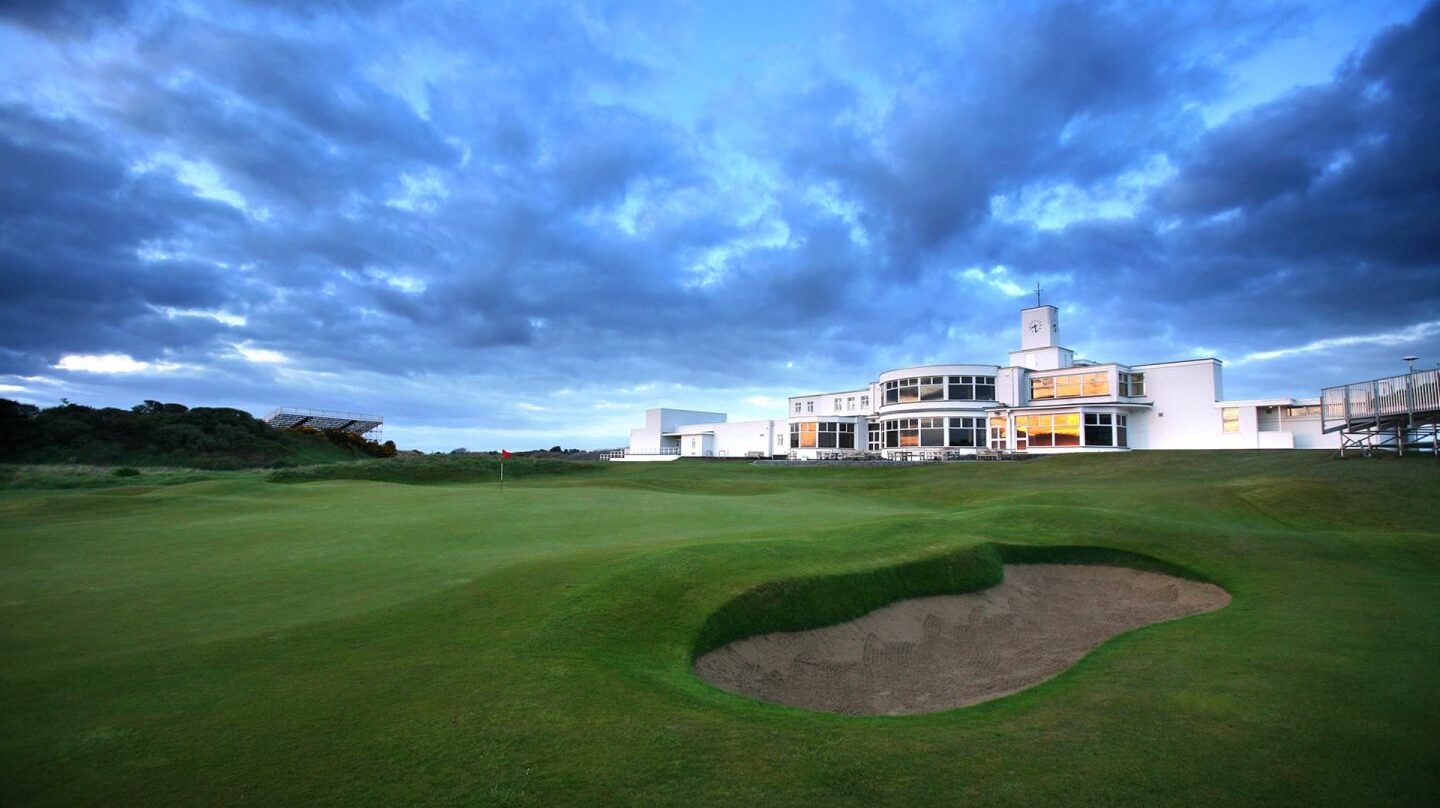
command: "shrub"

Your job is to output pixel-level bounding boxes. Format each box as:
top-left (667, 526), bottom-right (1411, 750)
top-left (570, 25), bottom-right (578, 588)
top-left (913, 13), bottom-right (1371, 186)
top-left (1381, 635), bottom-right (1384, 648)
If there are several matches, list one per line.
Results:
top-left (112, 467), bottom-right (141, 477)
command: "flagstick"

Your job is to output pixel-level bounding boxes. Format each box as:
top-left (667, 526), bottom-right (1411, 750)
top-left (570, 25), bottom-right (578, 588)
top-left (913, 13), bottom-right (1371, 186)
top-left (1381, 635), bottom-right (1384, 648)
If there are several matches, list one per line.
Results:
top-left (500, 458), bottom-right (505, 493)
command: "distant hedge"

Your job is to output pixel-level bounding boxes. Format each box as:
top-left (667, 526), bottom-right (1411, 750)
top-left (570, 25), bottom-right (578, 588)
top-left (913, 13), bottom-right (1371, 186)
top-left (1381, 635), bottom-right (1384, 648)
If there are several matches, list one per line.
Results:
top-left (0, 398), bottom-right (390, 470)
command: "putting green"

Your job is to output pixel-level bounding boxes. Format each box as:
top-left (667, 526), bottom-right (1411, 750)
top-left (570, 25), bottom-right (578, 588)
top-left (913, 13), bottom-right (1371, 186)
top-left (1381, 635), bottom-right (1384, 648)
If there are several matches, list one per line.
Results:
top-left (1, 451), bottom-right (1437, 806)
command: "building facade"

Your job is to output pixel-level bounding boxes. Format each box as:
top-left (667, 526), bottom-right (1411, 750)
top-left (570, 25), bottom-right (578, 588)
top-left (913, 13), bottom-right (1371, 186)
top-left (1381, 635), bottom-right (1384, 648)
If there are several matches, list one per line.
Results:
top-left (613, 302), bottom-right (1337, 461)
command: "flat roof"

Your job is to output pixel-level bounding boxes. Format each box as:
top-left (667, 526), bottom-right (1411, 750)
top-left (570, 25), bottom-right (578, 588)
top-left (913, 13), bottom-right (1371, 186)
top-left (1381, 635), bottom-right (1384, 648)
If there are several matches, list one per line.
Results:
top-left (1127, 357), bottom-right (1223, 370)
top-left (1215, 397), bottom-right (1321, 408)
top-left (788, 388), bottom-right (870, 400)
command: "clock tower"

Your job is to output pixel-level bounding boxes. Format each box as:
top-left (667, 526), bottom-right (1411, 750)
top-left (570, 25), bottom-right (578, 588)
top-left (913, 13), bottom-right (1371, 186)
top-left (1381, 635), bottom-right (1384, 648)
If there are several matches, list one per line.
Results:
top-left (1020, 304), bottom-right (1060, 350)
top-left (1009, 302), bottom-right (1073, 371)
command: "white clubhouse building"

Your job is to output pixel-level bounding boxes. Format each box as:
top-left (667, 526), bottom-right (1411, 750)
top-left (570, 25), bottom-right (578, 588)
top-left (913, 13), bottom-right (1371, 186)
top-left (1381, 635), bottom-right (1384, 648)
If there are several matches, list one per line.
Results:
top-left (616, 302), bottom-right (1338, 460)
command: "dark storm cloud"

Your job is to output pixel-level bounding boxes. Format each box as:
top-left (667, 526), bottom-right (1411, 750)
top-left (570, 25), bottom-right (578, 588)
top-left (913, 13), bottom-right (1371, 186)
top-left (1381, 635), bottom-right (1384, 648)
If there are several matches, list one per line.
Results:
top-left (762, 2), bottom-right (1248, 262)
top-left (106, 19), bottom-right (460, 211)
top-left (0, 0), bottom-right (134, 36)
top-left (0, 106), bottom-right (248, 373)
top-left (1, 0), bottom-right (1437, 448)
top-left (1143, 2), bottom-right (1440, 338)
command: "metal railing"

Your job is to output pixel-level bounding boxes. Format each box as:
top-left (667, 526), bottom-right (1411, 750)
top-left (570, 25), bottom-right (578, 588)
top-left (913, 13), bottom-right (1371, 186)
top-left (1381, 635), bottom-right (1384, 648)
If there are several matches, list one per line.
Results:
top-left (600, 447), bottom-right (681, 459)
top-left (1321, 368), bottom-right (1440, 431)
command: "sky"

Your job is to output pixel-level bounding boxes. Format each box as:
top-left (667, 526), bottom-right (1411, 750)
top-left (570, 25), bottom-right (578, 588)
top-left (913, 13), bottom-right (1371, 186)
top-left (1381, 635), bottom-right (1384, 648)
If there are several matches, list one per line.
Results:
top-left (2, 0), bottom-right (1438, 452)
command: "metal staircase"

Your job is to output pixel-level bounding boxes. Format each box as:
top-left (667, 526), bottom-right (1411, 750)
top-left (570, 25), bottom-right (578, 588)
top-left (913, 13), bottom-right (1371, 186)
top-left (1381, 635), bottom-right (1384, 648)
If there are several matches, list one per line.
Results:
top-left (1321, 369), bottom-right (1440, 457)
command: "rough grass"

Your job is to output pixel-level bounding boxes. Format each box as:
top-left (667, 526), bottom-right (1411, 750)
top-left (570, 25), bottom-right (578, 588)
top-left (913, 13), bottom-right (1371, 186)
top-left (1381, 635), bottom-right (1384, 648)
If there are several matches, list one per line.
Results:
top-left (0, 463), bottom-right (237, 490)
top-left (1, 451), bottom-right (1437, 807)
top-left (266, 453), bottom-right (603, 484)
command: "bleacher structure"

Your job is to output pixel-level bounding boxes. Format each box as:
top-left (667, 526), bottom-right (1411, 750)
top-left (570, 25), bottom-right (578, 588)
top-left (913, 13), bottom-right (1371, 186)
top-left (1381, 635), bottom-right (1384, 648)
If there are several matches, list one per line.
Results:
top-left (1321, 368), bottom-right (1440, 457)
top-left (262, 407), bottom-right (384, 440)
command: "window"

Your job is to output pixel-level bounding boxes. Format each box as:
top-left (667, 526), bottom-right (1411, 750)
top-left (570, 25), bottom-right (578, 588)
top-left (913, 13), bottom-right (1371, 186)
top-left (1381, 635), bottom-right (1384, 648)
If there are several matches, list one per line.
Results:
top-left (1117, 414), bottom-right (1128, 447)
top-left (949, 417), bottom-right (984, 447)
top-left (794, 402), bottom-right (802, 414)
top-left (1084, 413), bottom-right (1114, 446)
top-left (919, 376), bottom-right (945, 401)
top-left (867, 425), bottom-right (882, 451)
top-left (1286, 405), bottom-right (1320, 417)
top-left (989, 416), bottom-right (1007, 448)
top-left (860, 395), bottom-right (870, 409)
top-left (920, 417), bottom-right (945, 446)
top-left (1055, 414), bottom-right (1081, 445)
top-left (834, 398), bottom-right (842, 411)
top-left (1017, 413), bottom-right (1081, 447)
top-left (947, 375), bottom-right (997, 401)
top-left (881, 417), bottom-right (986, 447)
top-left (1031, 372), bottom-right (1108, 401)
top-left (1222, 407), bottom-right (1240, 433)
top-left (815, 421), bottom-right (855, 449)
top-left (885, 375), bottom-right (996, 404)
top-left (882, 418), bottom-right (921, 448)
top-left (847, 396), bottom-right (855, 411)
top-left (1120, 372), bottom-right (1145, 397)
top-left (1082, 372), bottom-right (1108, 396)
top-left (806, 401), bottom-right (814, 413)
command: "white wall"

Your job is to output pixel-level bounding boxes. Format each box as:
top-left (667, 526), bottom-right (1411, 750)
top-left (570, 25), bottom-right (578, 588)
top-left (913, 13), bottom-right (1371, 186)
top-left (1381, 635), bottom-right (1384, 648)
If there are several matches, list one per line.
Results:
top-left (1288, 415), bottom-right (1338, 449)
top-left (651, 408), bottom-right (727, 433)
top-left (627, 408), bottom-right (729, 455)
top-left (1131, 359), bottom-right (1230, 449)
top-left (628, 427), bottom-right (659, 454)
top-left (676, 419), bottom-right (785, 457)
top-left (788, 388), bottom-right (870, 419)
top-left (995, 366), bottom-right (1023, 407)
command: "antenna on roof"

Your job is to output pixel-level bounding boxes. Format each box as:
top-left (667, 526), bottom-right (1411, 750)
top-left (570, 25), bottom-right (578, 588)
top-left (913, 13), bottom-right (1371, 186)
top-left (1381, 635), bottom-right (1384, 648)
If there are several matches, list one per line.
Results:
top-left (1034, 282), bottom-right (1044, 307)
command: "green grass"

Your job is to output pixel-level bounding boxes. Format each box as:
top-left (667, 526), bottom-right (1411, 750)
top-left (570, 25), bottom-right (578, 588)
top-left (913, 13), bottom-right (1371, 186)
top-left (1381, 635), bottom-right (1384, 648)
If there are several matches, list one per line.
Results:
top-left (1, 451), bottom-right (1437, 806)
top-left (0, 463), bottom-right (244, 490)
top-left (266, 453), bottom-right (603, 485)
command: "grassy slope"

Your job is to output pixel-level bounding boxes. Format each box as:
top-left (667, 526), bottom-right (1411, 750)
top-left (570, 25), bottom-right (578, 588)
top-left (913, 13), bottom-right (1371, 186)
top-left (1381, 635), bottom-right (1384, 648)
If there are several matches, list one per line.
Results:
top-left (0, 452), bottom-right (1437, 806)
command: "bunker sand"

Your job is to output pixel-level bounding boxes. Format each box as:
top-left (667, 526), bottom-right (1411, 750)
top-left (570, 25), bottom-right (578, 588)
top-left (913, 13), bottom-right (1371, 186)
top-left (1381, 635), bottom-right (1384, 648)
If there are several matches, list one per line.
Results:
top-left (695, 564), bottom-right (1230, 715)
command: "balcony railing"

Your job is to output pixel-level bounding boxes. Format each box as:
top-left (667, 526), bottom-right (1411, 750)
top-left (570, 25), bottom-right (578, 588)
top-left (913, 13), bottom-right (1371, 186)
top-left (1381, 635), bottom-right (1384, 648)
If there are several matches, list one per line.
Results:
top-left (1322, 368), bottom-right (1440, 431)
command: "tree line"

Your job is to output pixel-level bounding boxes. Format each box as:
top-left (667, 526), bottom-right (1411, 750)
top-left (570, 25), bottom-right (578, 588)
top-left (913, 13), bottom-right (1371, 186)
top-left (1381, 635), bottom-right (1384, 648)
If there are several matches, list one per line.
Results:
top-left (0, 398), bottom-right (396, 469)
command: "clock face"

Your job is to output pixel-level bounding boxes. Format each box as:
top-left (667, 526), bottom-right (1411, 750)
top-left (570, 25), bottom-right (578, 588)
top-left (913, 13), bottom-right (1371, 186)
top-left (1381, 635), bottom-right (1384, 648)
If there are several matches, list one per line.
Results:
top-left (1028, 320), bottom-right (1041, 333)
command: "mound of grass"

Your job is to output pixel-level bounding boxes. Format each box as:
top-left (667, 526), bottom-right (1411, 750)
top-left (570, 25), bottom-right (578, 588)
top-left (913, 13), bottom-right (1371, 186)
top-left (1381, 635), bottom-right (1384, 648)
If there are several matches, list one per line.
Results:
top-left (267, 453), bottom-right (603, 485)
top-left (993, 543), bottom-right (1216, 581)
top-left (691, 543), bottom-right (1218, 662)
top-left (692, 543), bottom-right (1005, 660)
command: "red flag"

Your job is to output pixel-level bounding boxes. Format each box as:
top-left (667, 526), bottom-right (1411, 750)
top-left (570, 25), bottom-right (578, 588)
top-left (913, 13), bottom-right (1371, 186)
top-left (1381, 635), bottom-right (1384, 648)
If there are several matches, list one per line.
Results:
top-left (501, 450), bottom-right (512, 459)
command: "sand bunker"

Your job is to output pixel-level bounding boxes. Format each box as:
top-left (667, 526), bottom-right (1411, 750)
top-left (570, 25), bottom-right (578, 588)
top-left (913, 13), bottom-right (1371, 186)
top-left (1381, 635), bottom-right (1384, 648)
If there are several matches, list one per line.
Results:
top-left (695, 564), bottom-right (1229, 715)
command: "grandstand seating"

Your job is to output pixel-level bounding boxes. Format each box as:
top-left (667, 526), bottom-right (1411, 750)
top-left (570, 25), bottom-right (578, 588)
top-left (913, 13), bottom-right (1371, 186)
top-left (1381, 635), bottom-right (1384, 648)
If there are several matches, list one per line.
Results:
top-left (262, 407), bottom-right (383, 436)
